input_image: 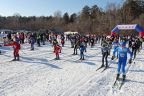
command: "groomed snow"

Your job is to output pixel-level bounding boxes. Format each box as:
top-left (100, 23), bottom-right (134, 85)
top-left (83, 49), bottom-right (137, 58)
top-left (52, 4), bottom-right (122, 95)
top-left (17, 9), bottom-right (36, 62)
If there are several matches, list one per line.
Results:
top-left (0, 41), bottom-right (144, 96)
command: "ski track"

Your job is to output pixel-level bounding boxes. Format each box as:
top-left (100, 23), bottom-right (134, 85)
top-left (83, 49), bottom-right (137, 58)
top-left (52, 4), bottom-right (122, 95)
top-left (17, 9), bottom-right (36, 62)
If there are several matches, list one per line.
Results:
top-left (0, 41), bottom-right (144, 96)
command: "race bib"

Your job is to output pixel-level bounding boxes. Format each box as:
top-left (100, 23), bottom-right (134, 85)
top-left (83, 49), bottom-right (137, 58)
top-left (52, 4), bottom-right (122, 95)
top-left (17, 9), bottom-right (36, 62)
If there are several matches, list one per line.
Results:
top-left (120, 53), bottom-right (125, 57)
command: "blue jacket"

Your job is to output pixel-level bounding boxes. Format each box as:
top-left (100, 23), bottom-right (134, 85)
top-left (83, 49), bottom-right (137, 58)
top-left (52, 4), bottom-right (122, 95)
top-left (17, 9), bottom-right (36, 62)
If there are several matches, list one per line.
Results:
top-left (113, 46), bottom-right (133, 60)
top-left (30, 37), bottom-right (35, 44)
top-left (79, 45), bottom-right (86, 52)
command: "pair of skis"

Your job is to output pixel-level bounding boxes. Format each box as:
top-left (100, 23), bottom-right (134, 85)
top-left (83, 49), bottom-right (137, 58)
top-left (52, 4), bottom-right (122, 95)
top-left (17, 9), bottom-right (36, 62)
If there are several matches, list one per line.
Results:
top-left (112, 78), bottom-right (125, 90)
top-left (95, 66), bottom-right (108, 73)
top-left (96, 58), bottom-right (117, 72)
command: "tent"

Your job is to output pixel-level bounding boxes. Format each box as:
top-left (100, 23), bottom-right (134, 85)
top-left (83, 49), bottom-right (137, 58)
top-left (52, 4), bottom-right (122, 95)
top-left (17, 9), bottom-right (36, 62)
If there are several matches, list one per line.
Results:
top-left (64, 31), bottom-right (78, 35)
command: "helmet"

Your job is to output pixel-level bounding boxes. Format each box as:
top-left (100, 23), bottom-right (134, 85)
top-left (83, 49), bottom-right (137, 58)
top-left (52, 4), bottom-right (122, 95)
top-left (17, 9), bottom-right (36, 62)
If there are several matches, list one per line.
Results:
top-left (120, 42), bottom-right (126, 47)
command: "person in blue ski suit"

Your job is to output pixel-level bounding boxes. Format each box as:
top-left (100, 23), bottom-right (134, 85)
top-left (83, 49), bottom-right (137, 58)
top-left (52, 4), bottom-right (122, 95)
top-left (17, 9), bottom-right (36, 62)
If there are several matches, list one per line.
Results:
top-left (112, 42), bottom-right (133, 81)
top-left (79, 43), bottom-right (86, 60)
top-left (29, 36), bottom-right (35, 50)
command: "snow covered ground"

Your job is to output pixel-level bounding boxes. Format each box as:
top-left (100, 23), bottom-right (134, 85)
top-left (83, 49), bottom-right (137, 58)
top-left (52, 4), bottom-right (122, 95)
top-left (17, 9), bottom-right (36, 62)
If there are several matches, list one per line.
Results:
top-left (0, 41), bottom-right (144, 96)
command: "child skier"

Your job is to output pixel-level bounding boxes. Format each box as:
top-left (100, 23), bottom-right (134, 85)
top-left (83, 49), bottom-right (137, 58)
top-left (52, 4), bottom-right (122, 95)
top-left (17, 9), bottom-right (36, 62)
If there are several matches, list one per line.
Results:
top-left (61, 39), bottom-right (65, 47)
top-left (53, 44), bottom-right (61, 60)
top-left (79, 43), bottom-right (86, 60)
top-left (61, 35), bottom-right (65, 47)
top-left (29, 36), bottom-right (35, 50)
top-left (4, 40), bottom-right (21, 61)
top-left (112, 42), bottom-right (133, 81)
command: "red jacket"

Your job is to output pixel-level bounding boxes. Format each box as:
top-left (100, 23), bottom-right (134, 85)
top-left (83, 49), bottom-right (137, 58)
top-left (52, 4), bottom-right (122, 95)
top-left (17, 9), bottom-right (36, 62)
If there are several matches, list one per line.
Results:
top-left (54, 45), bottom-right (61, 53)
top-left (4, 42), bottom-right (20, 50)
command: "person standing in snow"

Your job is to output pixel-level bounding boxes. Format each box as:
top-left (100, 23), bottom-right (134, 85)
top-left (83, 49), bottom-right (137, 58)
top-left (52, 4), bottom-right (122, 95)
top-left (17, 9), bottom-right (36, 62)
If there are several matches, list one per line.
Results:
top-left (29, 36), bottom-right (35, 50)
top-left (36, 33), bottom-right (41, 47)
top-left (112, 39), bottom-right (119, 58)
top-left (4, 40), bottom-right (21, 61)
top-left (131, 39), bottom-right (140, 59)
top-left (90, 37), bottom-right (95, 48)
top-left (79, 43), bottom-right (86, 60)
top-left (53, 44), bottom-right (61, 60)
top-left (73, 39), bottom-right (80, 55)
top-left (61, 35), bottom-right (65, 47)
top-left (101, 40), bottom-right (110, 68)
top-left (112, 42), bottom-right (133, 81)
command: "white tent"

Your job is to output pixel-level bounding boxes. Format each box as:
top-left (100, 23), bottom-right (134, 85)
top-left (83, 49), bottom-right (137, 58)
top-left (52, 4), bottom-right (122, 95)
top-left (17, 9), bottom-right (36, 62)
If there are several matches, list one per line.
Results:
top-left (64, 31), bottom-right (78, 35)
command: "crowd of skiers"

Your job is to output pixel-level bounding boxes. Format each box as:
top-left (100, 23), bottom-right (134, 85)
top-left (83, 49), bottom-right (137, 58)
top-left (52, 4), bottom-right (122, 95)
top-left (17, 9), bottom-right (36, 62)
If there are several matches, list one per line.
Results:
top-left (0, 32), bottom-right (143, 81)
top-left (100, 35), bottom-right (143, 81)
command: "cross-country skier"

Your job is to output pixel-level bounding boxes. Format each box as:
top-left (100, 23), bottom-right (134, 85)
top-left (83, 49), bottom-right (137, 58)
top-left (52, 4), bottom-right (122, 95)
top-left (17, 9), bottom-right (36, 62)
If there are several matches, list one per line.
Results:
top-left (112, 39), bottom-right (119, 58)
top-left (4, 40), bottom-right (21, 61)
top-left (112, 42), bottom-right (133, 81)
top-left (61, 35), bottom-right (65, 47)
top-left (90, 37), bottom-right (95, 48)
top-left (79, 43), bottom-right (86, 60)
top-left (53, 44), bottom-right (61, 60)
top-left (101, 40), bottom-right (110, 68)
top-left (29, 36), bottom-right (35, 50)
top-left (73, 39), bottom-right (80, 55)
top-left (132, 39), bottom-right (140, 59)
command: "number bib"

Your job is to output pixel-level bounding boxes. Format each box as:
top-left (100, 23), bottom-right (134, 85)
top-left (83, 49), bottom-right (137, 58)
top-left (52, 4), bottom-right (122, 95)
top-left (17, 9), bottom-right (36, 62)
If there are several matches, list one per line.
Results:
top-left (120, 53), bottom-right (125, 57)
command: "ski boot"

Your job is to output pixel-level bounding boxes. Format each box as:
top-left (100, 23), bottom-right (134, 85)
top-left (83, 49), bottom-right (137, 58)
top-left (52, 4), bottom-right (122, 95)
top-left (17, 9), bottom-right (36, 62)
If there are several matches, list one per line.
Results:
top-left (105, 64), bottom-right (108, 68)
top-left (17, 55), bottom-right (20, 61)
top-left (116, 74), bottom-right (120, 80)
top-left (101, 64), bottom-right (105, 67)
top-left (12, 59), bottom-right (16, 61)
top-left (82, 57), bottom-right (85, 60)
top-left (123, 75), bottom-right (126, 81)
top-left (31, 48), bottom-right (34, 50)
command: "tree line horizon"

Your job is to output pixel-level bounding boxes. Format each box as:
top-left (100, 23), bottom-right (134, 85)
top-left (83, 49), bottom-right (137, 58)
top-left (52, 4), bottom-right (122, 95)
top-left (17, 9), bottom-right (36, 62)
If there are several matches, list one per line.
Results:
top-left (0, 0), bottom-right (144, 35)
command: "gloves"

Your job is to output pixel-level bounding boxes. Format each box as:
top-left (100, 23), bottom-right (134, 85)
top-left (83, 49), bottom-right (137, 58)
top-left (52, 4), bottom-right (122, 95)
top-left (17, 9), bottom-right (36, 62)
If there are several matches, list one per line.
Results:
top-left (129, 58), bottom-right (132, 64)
top-left (111, 55), bottom-right (115, 60)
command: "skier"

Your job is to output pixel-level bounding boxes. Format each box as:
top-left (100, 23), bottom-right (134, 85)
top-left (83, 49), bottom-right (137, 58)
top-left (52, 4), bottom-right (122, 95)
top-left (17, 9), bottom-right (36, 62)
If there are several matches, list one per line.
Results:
top-left (90, 37), bottom-right (95, 48)
top-left (61, 35), bottom-right (65, 47)
top-left (131, 39), bottom-right (140, 59)
top-left (79, 43), bottom-right (86, 60)
top-left (73, 39), bottom-right (80, 55)
top-left (101, 40), bottom-right (110, 68)
top-left (53, 44), bottom-right (61, 60)
top-left (4, 40), bottom-right (21, 61)
top-left (112, 39), bottom-right (119, 58)
top-left (36, 33), bottom-right (41, 47)
top-left (112, 42), bottom-right (133, 81)
top-left (29, 36), bottom-right (35, 50)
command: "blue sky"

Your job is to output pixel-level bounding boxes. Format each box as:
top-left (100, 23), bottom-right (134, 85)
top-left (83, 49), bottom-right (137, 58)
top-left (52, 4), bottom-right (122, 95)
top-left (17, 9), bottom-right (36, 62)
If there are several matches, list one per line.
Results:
top-left (0, 0), bottom-right (124, 16)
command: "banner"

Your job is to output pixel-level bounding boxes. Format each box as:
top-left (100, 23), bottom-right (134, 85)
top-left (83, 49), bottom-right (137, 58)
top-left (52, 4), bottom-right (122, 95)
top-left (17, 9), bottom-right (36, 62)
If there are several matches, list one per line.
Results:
top-left (117, 24), bottom-right (137, 30)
